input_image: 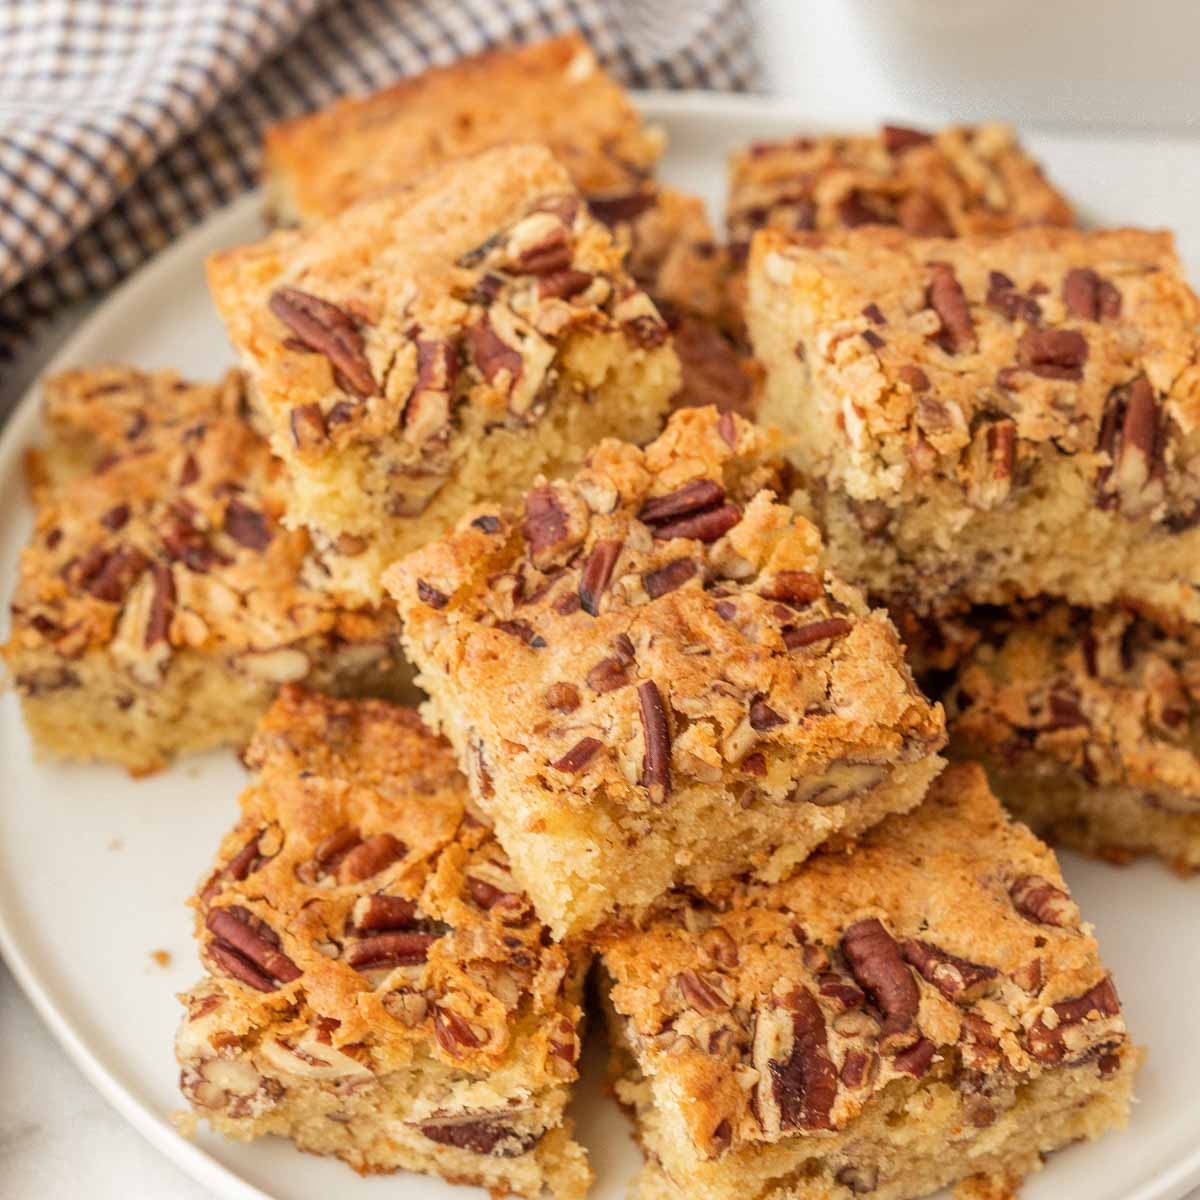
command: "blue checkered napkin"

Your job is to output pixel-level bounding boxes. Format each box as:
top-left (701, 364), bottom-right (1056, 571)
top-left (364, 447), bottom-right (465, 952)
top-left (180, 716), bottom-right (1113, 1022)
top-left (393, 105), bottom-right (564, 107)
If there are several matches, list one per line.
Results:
top-left (0, 0), bottom-right (757, 365)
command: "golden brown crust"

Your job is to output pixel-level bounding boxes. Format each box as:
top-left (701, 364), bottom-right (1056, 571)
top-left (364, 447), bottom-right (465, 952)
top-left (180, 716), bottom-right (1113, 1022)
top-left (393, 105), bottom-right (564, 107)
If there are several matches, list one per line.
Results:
top-left (596, 763), bottom-right (1131, 1161)
top-left (176, 689), bottom-right (589, 1194)
top-left (263, 34), bottom-right (662, 226)
top-left (727, 122), bottom-right (1073, 258)
top-left (386, 409), bottom-right (945, 936)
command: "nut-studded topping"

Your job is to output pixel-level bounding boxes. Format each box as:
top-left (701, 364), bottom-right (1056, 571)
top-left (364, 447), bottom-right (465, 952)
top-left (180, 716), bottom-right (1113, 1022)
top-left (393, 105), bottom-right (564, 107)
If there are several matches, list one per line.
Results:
top-left (206, 906), bottom-right (301, 992)
top-left (268, 287), bottom-right (378, 398)
top-left (899, 939), bottom-right (996, 999)
top-left (579, 539), bottom-right (623, 616)
top-left (1017, 327), bottom-right (1088, 380)
top-left (927, 262), bottom-right (974, 353)
top-left (552, 737), bottom-right (603, 774)
top-left (1063, 268), bottom-right (1121, 321)
top-left (638, 680), bottom-right (672, 801)
top-left (753, 988), bottom-right (837, 1135)
top-left (644, 557), bottom-right (697, 599)
top-left (416, 1113), bottom-right (543, 1157)
top-left (1010, 875), bottom-right (1078, 927)
top-left (345, 931), bottom-right (437, 970)
top-left (842, 918), bottom-right (919, 1036)
top-left (1028, 977), bottom-right (1122, 1063)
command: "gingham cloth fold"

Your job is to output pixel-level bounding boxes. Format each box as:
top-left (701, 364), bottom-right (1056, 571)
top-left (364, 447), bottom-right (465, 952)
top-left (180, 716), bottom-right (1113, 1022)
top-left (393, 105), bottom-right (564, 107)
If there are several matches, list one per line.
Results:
top-left (0, 0), bottom-right (757, 364)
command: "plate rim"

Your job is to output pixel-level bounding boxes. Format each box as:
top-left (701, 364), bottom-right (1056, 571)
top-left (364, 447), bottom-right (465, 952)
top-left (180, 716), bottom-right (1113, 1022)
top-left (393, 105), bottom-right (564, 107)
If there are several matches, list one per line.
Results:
top-left (2, 89), bottom-right (1199, 1200)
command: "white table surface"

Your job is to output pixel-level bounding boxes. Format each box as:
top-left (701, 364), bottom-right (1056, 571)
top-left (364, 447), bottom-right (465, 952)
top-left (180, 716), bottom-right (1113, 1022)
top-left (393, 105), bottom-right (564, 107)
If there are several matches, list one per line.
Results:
top-left (5, 6), bottom-right (1200, 1198)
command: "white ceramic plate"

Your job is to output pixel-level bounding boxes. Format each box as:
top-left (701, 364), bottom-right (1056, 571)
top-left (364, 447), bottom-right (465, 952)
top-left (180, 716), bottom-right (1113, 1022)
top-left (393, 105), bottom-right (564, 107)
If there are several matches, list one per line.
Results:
top-left (2, 93), bottom-right (1200, 1200)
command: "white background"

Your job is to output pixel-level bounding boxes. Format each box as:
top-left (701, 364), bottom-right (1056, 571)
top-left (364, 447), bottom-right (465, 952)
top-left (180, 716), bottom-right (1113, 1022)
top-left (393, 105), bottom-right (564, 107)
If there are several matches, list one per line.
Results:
top-left (5, 4), bottom-right (1200, 1197)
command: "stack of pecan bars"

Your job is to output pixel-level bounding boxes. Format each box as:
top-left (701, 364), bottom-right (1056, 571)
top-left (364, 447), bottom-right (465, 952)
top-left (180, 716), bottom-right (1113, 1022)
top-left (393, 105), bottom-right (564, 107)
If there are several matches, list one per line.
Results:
top-left (2, 33), bottom-right (1152, 1200)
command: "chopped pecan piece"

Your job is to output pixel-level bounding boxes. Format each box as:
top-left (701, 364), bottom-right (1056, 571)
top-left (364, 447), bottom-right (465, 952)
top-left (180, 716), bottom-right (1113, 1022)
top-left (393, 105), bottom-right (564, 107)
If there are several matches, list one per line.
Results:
top-left (523, 486), bottom-right (570, 564)
top-left (986, 271), bottom-right (1041, 323)
top-left (1095, 378), bottom-right (1164, 514)
top-left (538, 269), bottom-right (593, 300)
top-left (928, 262), bottom-right (974, 353)
top-left (100, 504), bottom-right (130, 531)
top-left (206, 906), bottom-right (301, 992)
top-left (1063, 268), bottom-right (1121, 321)
top-left (638, 479), bottom-right (725, 526)
top-left (544, 682), bottom-right (580, 712)
top-left (749, 700), bottom-right (786, 731)
top-left (268, 286), bottom-right (378, 398)
top-left (345, 931), bottom-right (437, 969)
top-left (1017, 327), bottom-right (1087, 380)
top-left (290, 403), bottom-right (327, 451)
top-left (551, 737), bottom-right (603, 774)
top-left (587, 190), bottom-right (656, 226)
top-left (763, 570), bottom-right (823, 606)
top-left (1028, 977), bottom-right (1122, 1064)
top-left (898, 192), bottom-right (953, 238)
top-left (352, 895), bottom-right (417, 932)
top-left (145, 562), bottom-right (176, 647)
top-left (638, 680), bottom-right (671, 801)
top-left (783, 618), bottom-right (853, 650)
top-left (652, 504), bottom-right (741, 542)
top-left (677, 969), bottom-right (729, 1013)
top-left (899, 939), bottom-right (996, 999)
top-left (842, 918), bottom-right (919, 1036)
top-left (433, 1006), bottom-right (485, 1056)
top-left (416, 1114), bottom-right (542, 1157)
top-left (893, 1036), bottom-right (936, 1077)
top-left (587, 656), bottom-right (629, 694)
top-left (579, 538), bottom-right (623, 616)
top-left (468, 316), bottom-right (523, 389)
top-left (644, 557), bottom-right (697, 599)
top-left (337, 834), bottom-right (406, 884)
top-left (78, 544), bottom-right (149, 604)
top-left (223, 499), bottom-right (272, 551)
top-left (417, 579), bottom-right (449, 609)
top-left (1010, 874), bottom-right (1077, 927)
top-left (754, 988), bottom-right (837, 1133)
top-left (882, 124), bottom-right (932, 153)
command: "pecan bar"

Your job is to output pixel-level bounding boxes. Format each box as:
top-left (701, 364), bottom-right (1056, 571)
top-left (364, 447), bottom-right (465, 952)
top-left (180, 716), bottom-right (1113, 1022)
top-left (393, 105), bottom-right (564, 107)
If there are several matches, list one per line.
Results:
top-left (1, 366), bottom-right (412, 776)
top-left (384, 408), bottom-right (946, 938)
top-left (596, 762), bottom-right (1137, 1200)
top-left (263, 34), bottom-right (663, 229)
top-left (176, 686), bottom-right (590, 1198)
top-left (946, 603), bottom-right (1200, 872)
top-left (210, 142), bottom-right (680, 603)
top-left (750, 226), bottom-right (1200, 623)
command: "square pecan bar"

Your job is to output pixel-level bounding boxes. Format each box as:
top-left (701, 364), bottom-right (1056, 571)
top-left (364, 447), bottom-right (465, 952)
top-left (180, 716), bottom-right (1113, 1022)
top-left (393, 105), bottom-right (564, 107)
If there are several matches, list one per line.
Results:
top-left (210, 142), bottom-right (680, 603)
top-left (263, 33), bottom-right (663, 229)
top-left (750, 226), bottom-right (1200, 624)
top-left (946, 603), bottom-right (1200, 872)
top-left (384, 408), bottom-right (946, 938)
top-left (1, 366), bottom-right (411, 776)
top-left (596, 762), bottom-right (1137, 1200)
top-left (176, 686), bottom-right (590, 1198)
